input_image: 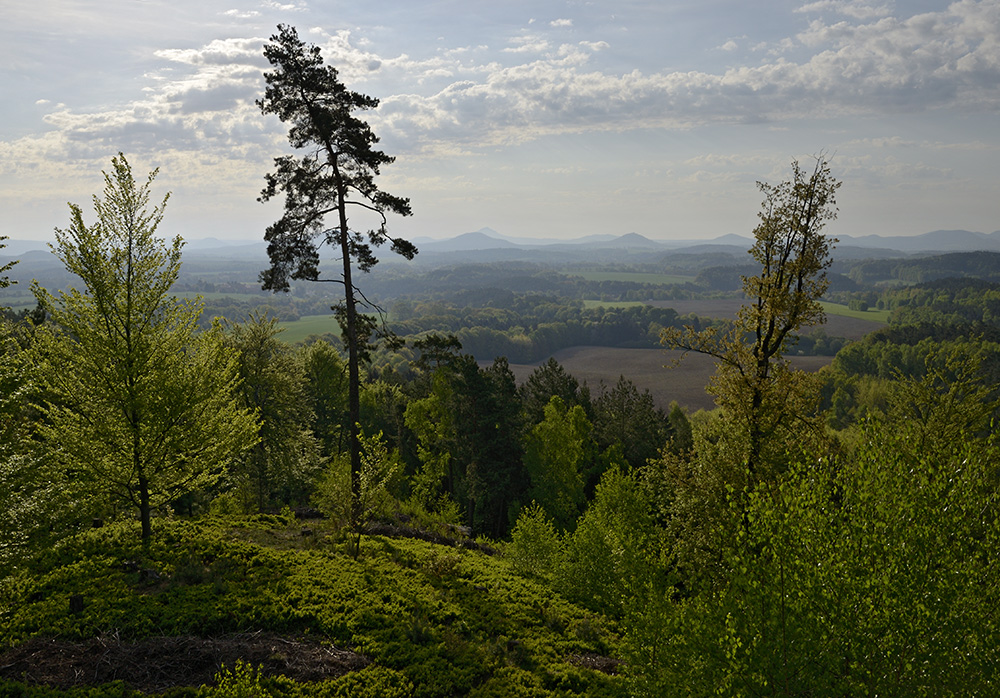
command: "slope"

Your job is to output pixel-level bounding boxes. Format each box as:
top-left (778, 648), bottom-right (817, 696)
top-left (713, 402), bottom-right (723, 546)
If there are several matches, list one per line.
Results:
top-left (0, 516), bottom-right (623, 698)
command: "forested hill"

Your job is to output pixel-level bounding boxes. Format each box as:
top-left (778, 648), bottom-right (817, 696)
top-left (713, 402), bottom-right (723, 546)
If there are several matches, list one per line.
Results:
top-left (844, 250), bottom-right (1000, 285)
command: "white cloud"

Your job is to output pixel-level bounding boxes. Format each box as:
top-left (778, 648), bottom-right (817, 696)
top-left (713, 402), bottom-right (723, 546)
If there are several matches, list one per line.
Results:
top-left (261, 0), bottom-right (306, 11)
top-left (719, 40), bottom-right (739, 52)
top-left (8, 2), bottom-right (1000, 179)
top-left (550, 18), bottom-right (574, 28)
top-left (503, 35), bottom-right (551, 54)
top-left (155, 38), bottom-right (267, 67)
top-left (371, 2), bottom-right (1000, 154)
top-left (221, 9), bottom-right (261, 19)
top-left (796, 1), bottom-right (894, 20)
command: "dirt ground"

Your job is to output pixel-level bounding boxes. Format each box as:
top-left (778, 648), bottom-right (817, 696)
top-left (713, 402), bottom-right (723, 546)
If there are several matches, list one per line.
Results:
top-left (507, 346), bottom-right (833, 413)
top-left (505, 298), bottom-right (880, 413)
top-left (0, 632), bottom-right (370, 693)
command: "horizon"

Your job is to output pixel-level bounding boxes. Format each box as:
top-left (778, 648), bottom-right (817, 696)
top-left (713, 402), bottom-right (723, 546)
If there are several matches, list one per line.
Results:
top-left (3, 1), bottom-right (999, 244)
top-left (5, 226), bottom-right (1000, 255)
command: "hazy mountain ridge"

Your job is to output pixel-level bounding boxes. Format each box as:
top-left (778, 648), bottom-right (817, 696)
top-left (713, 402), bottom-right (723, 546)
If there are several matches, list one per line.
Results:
top-left (5, 227), bottom-right (999, 258)
top-left (416, 227), bottom-right (1000, 255)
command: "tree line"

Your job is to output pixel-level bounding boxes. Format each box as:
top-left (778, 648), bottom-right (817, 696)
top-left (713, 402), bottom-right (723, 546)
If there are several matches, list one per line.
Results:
top-left (2, 24), bottom-right (998, 696)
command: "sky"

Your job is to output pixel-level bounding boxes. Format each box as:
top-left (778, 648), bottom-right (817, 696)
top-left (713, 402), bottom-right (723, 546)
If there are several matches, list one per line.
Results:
top-left (2, 0), bottom-right (999, 245)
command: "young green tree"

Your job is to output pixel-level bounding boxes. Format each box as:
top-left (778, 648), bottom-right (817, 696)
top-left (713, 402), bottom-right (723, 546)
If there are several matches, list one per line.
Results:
top-left (662, 157), bottom-right (840, 483)
top-left (226, 312), bottom-right (322, 512)
top-left (301, 338), bottom-right (349, 457)
top-left (555, 464), bottom-right (659, 617)
top-left (628, 357), bottom-right (1000, 696)
top-left (0, 320), bottom-right (35, 569)
top-left (404, 368), bottom-right (458, 511)
top-left (523, 395), bottom-right (591, 531)
top-left (32, 154), bottom-right (256, 542)
top-left (258, 24), bottom-right (416, 527)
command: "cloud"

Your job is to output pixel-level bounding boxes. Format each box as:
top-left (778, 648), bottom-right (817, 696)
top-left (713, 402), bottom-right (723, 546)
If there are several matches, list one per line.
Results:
top-left (221, 9), bottom-right (261, 19)
top-left (550, 18), bottom-right (573, 28)
top-left (7, 1), bottom-right (1000, 174)
top-left (261, 0), bottom-right (306, 11)
top-left (154, 38), bottom-right (268, 67)
top-left (503, 35), bottom-right (551, 54)
top-left (796, 1), bottom-right (894, 20)
top-left (372, 0), bottom-right (1000, 154)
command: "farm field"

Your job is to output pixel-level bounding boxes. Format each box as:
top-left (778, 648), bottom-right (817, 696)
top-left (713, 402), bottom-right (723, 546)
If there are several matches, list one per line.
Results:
top-left (278, 313), bottom-right (340, 343)
top-left (506, 346), bottom-right (834, 413)
top-left (582, 299), bottom-right (646, 309)
top-left (819, 300), bottom-right (891, 323)
top-left (568, 270), bottom-right (696, 285)
top-left (649, 298), bottom-right (887, 340)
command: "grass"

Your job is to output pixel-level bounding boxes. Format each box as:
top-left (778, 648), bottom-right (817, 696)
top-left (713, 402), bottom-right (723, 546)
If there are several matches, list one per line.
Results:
top-left (582, 300), bottom-right (646, 310)
top-left (819, 301), bottom-right (891, 323)
top-left (565, 271), bottom-right (695, 285)
top-left (278, 314), bottom-right (341, 344)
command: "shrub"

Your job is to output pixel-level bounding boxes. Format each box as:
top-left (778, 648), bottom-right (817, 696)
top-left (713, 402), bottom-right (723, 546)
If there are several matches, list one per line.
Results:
top-left (506, 502), bottom-right (561, 578)
top-left (555, 467), bottom-right (658, 617)
top-left (313, 431), bottom-right (400, 530)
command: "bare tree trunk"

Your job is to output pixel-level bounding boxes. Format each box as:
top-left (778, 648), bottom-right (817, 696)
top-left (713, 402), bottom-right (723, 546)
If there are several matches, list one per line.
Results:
top-left (335, 177), bottom-right (363, 557)
top-left (138, 469), bottom-right (152, 544)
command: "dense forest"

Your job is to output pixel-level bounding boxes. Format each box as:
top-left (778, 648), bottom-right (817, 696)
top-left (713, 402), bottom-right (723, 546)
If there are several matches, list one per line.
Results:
top-left (2, 26), bottom-right (999, 698)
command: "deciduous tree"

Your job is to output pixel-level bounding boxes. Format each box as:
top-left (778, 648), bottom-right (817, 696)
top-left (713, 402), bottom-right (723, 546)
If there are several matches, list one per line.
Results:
top-left (226, 312), bottom-right (322, 511)
top-left (629, 356), bottom-right (1000, 695)
top-left (523, 396), bottom-right (591, 530)
top-left (301, 338), bottom-right (349, 457)
top-left (32, 154), bottom-right (256, 542)
top-left (258, 24), bottom-right (415, 527)
top-left (662, 157), bottom-right (840, 482)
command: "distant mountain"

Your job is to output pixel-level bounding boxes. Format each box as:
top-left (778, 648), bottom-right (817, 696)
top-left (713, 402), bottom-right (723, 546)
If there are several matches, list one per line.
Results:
top-left (605, 232), bottom-right (663, 249)
top-left (0, 239), bottom-right (50, 256)
top-left (838, 230), bottom-right (1000, 253)
top-left (704, 233), bottom-right (753, 248)
top-left (412, 228), bottom-right (1000, 258)
top-left (478, 229), bottom-right (619, 247)
top-left (420, 231), bottom-right (520, 252)
top-left (7, 230), bottom-right (1000, 277)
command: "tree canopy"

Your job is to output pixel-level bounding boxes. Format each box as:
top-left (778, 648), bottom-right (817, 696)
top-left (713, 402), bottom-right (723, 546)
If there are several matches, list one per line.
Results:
top-left (32, 154), bottom-right (256, 542)
top-left (662, 157), bottom-right (840, 481)
top-left (258, 24), bottom-right (415, 536)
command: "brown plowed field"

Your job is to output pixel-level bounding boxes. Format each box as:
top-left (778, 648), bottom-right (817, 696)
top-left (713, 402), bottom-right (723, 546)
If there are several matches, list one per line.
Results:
top-left (506, 346), bottom-right (833, 413)
top-left (504, 299), bottom-right (881, 413)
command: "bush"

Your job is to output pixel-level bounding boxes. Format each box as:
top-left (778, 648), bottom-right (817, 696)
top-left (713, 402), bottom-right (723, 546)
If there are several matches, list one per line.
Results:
top-left (313, 431), bottom-right (401, 530)
top-left (210, 660), bottom-right (269, 698)
top-left (506, 502), bottom-right (561, 578)
top-left (554, 467), bottom-right (658, 617)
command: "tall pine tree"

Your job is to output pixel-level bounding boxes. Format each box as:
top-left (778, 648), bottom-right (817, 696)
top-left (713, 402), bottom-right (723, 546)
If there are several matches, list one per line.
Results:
top-left (257, 25), bottom-right (415, 535)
